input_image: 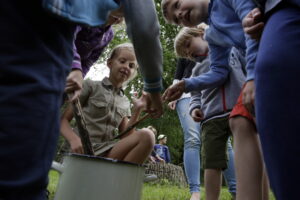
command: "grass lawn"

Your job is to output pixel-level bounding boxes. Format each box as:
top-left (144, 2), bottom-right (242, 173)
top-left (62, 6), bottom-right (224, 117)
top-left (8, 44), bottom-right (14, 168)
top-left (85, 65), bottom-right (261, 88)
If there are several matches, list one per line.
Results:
top-left (48, 170), bottom-right (275, 200)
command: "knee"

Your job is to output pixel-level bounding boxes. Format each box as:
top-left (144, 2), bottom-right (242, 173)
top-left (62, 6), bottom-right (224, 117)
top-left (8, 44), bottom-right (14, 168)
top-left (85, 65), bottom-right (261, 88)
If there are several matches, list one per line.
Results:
top-left (184, 138), bottom-right (200, 150)
top-left (229, 117), bottom-right (248, 133)
top-left (138, 128), bottom-right (155, 148)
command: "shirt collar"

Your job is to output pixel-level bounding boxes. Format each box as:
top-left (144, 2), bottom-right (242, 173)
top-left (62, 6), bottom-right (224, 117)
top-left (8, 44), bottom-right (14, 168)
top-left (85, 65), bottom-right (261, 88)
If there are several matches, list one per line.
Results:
top-left (102, 77), bottom-right (125, 96)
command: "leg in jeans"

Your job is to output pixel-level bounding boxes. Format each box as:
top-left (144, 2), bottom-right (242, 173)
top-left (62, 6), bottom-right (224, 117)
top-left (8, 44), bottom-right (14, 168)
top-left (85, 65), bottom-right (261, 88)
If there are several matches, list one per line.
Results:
top-left (176, 97), bottom-right (201, 199)
top-left (0, 1), bottom-right (74, 199)
top-left (255, 3), bottom-right (300, 199)
top-left (223, 139), bottom-right (237, 198)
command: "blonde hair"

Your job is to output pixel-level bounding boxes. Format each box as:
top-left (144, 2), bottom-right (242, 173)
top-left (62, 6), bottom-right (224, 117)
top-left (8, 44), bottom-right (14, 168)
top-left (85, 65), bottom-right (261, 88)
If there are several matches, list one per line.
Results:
top-left (147, 126), bottom-right (157, 136)
top-left (174, 24), bottom-right (207, 59)
top-left (108, 43), bottom-right (138, 82)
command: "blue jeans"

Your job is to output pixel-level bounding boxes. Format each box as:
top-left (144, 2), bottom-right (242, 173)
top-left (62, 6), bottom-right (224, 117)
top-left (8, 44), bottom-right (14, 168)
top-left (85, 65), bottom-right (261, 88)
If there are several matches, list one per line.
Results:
top-left (176, 98), bottom-right (236, 194)
top-left (223, 140), bottom-right (236, 195)
top-left (255, 3), bottom-right (300, 199)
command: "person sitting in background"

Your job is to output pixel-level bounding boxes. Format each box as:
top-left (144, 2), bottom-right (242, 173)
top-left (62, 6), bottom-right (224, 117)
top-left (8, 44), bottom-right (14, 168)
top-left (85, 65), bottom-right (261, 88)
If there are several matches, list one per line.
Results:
top-left (147, 126), bottom-right (165, 163)
top-left (154, 134), bottom-right (171, 163)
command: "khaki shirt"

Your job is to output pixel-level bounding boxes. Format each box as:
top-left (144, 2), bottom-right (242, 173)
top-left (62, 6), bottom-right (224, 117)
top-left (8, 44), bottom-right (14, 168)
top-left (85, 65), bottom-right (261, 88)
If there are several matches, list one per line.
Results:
top-left (79, 77), bottom-right (131, 143)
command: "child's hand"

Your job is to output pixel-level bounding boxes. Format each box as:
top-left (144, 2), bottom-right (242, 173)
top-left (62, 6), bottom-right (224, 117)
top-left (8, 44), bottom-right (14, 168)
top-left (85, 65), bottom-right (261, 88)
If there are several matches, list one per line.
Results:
top-left (69, 136), bottom-right (84, 154)
top-left (242, 8), bottom-right (264, 40)
top-left (168, 100), bottom-right (177, 110)
top-left (243, 80), bottom-right (255, 116)
top-left (65, 69), bottom-right (83, 102)
top-left (191, 108), bottom-right (204, 122)
top-left (162, 80), bottom-right (185, 102)
top-left (132, 92), bottom-right (148, 111)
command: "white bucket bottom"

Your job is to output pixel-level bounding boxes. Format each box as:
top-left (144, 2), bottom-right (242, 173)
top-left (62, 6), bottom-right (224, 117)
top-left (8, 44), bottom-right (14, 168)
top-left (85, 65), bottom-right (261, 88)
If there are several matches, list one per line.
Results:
top-left (54, 153), bottom-right (145, 200)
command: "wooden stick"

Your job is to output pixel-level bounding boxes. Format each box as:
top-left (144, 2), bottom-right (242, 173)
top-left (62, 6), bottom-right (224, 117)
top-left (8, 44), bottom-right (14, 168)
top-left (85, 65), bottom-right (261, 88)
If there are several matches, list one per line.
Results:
top-left (114, 114), bottom-right (150, 139)
top-left (69, 96), bottom-right (94, 155)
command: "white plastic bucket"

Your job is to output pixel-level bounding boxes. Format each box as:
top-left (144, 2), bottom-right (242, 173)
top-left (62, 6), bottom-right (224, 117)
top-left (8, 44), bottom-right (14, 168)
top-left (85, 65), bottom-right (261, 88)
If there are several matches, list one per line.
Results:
top-left (54, 153), bottom-right (145, 200)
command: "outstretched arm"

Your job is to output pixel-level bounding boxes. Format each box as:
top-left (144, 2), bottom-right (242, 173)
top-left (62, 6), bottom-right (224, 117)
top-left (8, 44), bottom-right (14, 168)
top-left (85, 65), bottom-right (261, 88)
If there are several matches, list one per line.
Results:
top-left (163, 45), bottom-right (231, 102)
top-left (123, 0), bottom-right (163, 117)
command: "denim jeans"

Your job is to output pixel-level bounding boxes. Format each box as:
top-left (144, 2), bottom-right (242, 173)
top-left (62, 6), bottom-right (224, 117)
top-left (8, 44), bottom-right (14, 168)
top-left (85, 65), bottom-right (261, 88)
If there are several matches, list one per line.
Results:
top-left (223, 140), bottom-right (236, 195)
top-left (0, 1), bottom-right (74, 199)
top-left (176, 98), bottom-right (236, 194)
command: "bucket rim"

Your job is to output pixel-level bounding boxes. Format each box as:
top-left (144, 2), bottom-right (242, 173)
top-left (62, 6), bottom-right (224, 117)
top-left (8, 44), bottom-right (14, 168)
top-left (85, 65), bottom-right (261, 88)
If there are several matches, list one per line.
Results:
top-left (64, 153), bottom-right (145, 167)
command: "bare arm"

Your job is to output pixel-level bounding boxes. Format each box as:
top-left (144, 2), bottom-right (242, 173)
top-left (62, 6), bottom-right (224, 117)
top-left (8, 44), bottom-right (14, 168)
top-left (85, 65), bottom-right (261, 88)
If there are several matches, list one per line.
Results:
top-left (60, 104), bottom-right (84, 154)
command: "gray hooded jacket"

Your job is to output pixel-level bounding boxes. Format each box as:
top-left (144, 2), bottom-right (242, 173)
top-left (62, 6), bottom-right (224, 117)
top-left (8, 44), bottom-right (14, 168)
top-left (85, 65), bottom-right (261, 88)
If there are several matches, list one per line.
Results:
top-left (189, 47), bottom-right (246, 122)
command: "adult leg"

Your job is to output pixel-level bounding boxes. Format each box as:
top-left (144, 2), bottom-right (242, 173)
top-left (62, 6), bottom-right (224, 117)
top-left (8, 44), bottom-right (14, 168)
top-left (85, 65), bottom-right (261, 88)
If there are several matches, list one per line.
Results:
top-left (223, 139), bottom-right (237, 198)
top-left (0, 1), bottom-right (74, 199)
top-left (176, 98), bottom-right (201, 200)
top-left (107, 128), bottom-right (155, 164)
top-left (229, 117), bottom-right (263, 200)
top-left (255, 3), bottom-right (300, 199)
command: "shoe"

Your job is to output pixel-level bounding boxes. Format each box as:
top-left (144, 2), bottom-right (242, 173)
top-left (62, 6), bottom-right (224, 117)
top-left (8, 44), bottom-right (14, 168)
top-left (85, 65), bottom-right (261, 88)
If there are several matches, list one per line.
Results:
top-left (144, 174), bottom-right (158, 182)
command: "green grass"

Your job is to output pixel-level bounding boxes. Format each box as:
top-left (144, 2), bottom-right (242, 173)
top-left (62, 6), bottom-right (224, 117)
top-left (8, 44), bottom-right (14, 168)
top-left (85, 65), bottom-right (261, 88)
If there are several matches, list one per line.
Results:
top-left (48, 170), bottom-right (275, 200)
top-left (142, 183), bottom-right (233, 200)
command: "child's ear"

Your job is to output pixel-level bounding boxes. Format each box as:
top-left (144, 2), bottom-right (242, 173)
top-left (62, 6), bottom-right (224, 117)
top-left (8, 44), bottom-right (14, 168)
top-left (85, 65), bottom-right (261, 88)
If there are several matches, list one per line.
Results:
top-left (107, 59), bottom-right (112, 69)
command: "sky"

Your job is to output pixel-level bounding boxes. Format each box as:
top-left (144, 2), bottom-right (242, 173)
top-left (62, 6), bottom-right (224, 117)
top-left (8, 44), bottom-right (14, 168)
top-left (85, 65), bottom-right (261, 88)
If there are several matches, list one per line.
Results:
top-left (85, 63), bottom-right (109, 81)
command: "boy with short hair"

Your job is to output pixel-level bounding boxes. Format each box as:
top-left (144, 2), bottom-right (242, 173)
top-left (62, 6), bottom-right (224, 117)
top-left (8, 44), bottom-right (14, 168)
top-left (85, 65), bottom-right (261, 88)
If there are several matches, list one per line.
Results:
top-left (161, 0), bottom-right (266, 199)
top-left (154, 134), bottom-right (171, 163)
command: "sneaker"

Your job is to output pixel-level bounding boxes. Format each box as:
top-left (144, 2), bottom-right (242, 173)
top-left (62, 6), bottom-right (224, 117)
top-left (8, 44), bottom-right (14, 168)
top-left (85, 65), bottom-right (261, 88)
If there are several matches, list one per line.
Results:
top-left (143, 174), bottom-right (158, 182)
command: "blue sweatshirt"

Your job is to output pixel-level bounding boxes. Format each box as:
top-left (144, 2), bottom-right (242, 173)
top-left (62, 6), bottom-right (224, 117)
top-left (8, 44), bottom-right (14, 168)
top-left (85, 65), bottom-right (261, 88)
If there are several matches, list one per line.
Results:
top-left (185, 0), bottom-right (258, 92)
top-left (154, 144), bottom-right (171, 163)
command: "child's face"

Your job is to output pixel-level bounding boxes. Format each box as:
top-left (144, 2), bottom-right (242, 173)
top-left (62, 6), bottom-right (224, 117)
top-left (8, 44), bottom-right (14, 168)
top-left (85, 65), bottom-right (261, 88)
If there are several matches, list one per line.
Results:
top-left (184, 36), bottom-right (208, 58)
top-left (108, 49), bottom-right (137, 85)
top-left (162, 137), bottom-right (167, 144)
top-left (164, 0), bottom-right (208, 27)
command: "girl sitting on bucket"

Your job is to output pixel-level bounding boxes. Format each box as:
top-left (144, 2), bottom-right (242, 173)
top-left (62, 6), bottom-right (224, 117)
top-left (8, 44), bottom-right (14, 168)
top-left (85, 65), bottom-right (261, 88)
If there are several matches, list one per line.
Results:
top-left (60, 43), bottom-right (155, 164)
